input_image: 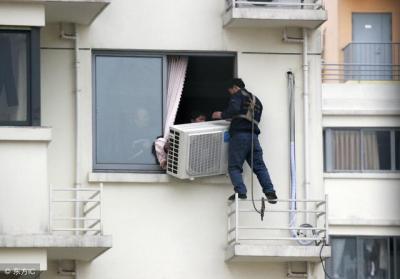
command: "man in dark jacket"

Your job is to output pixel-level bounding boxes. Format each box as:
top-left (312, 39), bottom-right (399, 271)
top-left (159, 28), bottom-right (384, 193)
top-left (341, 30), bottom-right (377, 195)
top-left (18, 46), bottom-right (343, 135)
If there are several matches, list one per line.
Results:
top-left (212, 78), bottom-right (277, 203)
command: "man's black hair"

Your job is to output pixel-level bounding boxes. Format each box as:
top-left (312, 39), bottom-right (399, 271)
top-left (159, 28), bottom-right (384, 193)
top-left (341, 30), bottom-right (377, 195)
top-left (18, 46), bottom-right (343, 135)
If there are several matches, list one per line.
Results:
top-left (190, 110), bottom-right (206, 121)
top-left (229, 78), bottom-right (245, 89)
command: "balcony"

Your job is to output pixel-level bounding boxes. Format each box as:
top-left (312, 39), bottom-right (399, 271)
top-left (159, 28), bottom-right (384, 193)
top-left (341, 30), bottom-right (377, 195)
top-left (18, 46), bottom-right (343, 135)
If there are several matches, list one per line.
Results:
top-left (0, 184), bottom-right (111, 262)
top-left (226, 194), bottom-right (331, 262)
top-left (322, 43), bottom-right (400, 82)
top-left (44, 0), bottom-right (110, 24)
top-left (223, 0), bottom-right (327, 29)
top-left (0, 0), bottom-right (110, 25)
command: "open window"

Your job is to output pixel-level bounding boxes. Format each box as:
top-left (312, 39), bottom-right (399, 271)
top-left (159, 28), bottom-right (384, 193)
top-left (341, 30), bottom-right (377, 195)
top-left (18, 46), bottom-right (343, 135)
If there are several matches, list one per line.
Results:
top-left (93, 52), bottom-right (235, 172)
top-left (175, 55), bottom-right (235, 124)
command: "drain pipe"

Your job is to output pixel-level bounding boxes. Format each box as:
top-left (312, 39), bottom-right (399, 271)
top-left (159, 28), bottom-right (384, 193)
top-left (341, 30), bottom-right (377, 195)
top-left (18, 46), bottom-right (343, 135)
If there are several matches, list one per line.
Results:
top-left (283, 27), bottom-right (312, 278)
top-left (302, 28), bottom-right (310, 225)
top-left (283, 28), bottom-right (311, 223)
top-left (60, 23), bottom-right (81, 235)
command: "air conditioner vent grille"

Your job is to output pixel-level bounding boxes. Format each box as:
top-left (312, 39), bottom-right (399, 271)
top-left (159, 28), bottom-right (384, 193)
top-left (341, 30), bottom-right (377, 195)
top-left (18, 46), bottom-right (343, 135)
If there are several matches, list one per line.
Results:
top-left (167, 129), bottom-right (180, 174)
top-left (188, 132), bottom-right (222, 176)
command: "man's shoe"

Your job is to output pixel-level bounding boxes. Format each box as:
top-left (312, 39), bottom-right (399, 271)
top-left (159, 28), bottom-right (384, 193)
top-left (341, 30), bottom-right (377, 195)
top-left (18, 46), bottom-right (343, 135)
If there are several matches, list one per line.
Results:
top-left (228, 193), bottom-right (247, 201)
top-left (264, 191), bottom-right (278, 204)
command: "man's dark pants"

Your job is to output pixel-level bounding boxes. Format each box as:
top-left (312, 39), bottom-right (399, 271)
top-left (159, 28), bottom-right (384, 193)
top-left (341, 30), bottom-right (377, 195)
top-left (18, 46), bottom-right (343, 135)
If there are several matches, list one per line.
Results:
top-left (228, 132), bottom-right (275, 194)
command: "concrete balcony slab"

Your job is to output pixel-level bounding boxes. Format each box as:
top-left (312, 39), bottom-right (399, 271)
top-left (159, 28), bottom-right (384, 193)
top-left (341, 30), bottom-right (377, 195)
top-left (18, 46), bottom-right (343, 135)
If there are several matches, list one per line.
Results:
top-left (225, 244), bottom-right (331, 262)
top-left (0, 234), bottom-right (112, 261)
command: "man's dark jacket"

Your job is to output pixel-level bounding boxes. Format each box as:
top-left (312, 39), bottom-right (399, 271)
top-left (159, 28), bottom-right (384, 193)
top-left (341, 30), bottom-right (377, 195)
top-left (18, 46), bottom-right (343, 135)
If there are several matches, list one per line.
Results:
top-left (221, 89), bottom-right (263, 135)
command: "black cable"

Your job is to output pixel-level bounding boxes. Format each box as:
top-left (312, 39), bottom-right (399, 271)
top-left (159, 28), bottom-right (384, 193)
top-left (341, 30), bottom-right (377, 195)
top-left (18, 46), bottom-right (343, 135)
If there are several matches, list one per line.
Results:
top-left (320, 239), bottom-right (335, 279)
top-left (249, 94), bottom-right (263, 218)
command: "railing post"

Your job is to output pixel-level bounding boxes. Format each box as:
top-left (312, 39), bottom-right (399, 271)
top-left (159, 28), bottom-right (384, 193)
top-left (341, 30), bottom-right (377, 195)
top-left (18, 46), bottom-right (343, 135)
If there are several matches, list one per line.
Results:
top-left (325, 194), bottom-right (329, 245)
top-left (100, 183), bottom-right (103, 235)
top-left (49, 184), bottom-right (52, 234)
top-left (235, 192), bottom-right (239, 244)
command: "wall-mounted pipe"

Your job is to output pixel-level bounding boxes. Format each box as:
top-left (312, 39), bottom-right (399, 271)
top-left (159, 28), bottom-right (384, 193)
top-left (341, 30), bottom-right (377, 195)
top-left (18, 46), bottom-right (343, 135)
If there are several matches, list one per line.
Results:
top-left (60, 23), bottom-right (81, 236)
top-left (302, 28), bottom-right (310, 225)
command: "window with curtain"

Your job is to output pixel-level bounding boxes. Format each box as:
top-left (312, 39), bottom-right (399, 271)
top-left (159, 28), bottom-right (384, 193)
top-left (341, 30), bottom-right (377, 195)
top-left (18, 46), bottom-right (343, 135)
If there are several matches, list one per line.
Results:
top-left (324, 128), bottom-right (399, 172)
top-left (326, 236), bottom-right (398, 279)
top-left (0, 29), bottom-right (40, 126)
top-left (93, 53), bottom-right (166, 172)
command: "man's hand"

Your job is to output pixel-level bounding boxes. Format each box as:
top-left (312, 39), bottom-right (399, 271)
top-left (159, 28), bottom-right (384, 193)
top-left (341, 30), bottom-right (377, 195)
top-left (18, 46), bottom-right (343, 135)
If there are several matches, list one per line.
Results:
top-left (212, 111), bottom-right (222, 120)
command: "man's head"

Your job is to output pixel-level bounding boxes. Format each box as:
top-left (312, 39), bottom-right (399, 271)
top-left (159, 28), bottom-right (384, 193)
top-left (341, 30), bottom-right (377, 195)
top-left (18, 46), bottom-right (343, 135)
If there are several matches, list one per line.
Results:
top-left (190, 111), bottom-right (207, 123)
top-left (228, 78), bottom-right (245, 95)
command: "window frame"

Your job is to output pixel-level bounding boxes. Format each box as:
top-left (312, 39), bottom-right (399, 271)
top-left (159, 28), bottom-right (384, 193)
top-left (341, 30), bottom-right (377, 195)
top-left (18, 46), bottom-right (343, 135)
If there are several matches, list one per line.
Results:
top-left (0, 28), bottom-right (41, 126)
top-left (324, 127), bottom-right (400, 173)
top-left (328, 235), bottom-right (397, 279)
top-left (92, 51), bottom-right (167, 173)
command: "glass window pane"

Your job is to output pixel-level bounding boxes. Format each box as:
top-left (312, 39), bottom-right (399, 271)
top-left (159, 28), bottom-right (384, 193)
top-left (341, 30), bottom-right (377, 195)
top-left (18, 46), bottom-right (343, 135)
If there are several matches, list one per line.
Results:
top-left (0, 32), bottom-right (28, 123)
top-left (95, 55), bottom-right (163, 169)
top-left (362, 131), bottom-right (391, 171)
top-left (396, 131), bottom-right (400, 170)
top-left (331, 130), bottom-right (361, 171)
top-left (359, 238), bottom-right (389, 279)
top-left (326, 237), bottom-right (357, 279)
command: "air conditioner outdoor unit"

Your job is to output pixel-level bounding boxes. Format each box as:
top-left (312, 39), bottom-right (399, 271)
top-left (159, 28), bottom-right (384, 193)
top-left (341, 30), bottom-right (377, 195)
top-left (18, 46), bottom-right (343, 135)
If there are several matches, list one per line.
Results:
top-left (167, 120), bottom-right (230, 180)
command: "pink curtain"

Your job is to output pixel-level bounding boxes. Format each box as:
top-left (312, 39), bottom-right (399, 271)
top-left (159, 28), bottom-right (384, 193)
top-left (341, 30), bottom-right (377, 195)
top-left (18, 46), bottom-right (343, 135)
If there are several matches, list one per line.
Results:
top-left (155, 56), bottom-right (188, 168)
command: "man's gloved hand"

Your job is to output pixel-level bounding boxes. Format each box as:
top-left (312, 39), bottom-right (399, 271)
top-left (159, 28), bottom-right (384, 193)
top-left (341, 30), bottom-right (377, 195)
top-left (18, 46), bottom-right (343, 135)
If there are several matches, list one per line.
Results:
top-left (212, 111), bottom-right (222, 120)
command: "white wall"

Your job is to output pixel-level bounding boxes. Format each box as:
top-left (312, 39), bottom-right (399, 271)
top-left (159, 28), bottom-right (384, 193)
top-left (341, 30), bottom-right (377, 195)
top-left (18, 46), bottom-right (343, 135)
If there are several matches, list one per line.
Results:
top-left (2, 0), bottom-right (326, 277)
top-left (0, 128), bottom-right (51, 235)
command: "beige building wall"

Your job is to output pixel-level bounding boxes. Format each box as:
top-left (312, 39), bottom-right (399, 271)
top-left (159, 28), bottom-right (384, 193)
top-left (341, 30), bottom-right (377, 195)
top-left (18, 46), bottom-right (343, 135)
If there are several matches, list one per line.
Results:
top-left (323, 0), bottom-right (400, 64)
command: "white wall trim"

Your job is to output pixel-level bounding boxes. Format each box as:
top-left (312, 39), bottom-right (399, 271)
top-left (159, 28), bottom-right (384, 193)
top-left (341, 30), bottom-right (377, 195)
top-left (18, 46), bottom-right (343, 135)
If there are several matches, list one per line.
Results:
top-left (88, 172), bottom-right (231, 185)
top-left (322, 109), bottom-right (400, 116)
top-left (324, 172), bottom-right (400, 180)
top-left (0, 127), bottom-right (52, 142)
top-left (329, 218), bottom-right (400, 227)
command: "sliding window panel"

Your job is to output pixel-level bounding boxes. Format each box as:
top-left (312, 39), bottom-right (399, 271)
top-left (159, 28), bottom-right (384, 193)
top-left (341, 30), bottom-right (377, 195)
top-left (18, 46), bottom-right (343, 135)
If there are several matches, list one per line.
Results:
top-left (94, 54), bottom-right (165, 172)
top-left (358, 237), bottom-right (389, 279)
top-left (330, 129), bottom-right (362, 172)
top-left (326, 237), bottom-right (357, 279)
top-left (362, 130), bottom-right (391, 171)
top-left (0, 31), bottom-right (29, 125)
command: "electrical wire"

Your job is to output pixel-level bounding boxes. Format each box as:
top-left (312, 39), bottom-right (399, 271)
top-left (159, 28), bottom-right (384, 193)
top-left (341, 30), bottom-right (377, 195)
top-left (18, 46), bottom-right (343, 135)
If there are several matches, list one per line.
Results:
top-left (249, 92), bottom-right (264, 219)
top-left (319, 239), bottom-right (335, 279)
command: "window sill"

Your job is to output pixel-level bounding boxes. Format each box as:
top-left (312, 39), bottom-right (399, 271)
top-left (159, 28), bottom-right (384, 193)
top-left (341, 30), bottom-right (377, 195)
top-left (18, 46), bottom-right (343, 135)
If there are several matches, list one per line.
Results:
top-left (324, 172), bottom-right (400, 180)
top-left (329, 218), bottom-right (400, 227)
top-left (88, 172), bottom-right (231, 185)
top-left (0, 126), bottom-right (51, 142)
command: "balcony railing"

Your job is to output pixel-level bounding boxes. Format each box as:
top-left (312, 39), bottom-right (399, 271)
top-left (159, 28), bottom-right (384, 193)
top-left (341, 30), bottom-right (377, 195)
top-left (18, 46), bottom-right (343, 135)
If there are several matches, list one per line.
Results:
top-left (50, 184), bottom-right (103, 235)
top-left (225, 0), bottom-right (324, 11)
top-left (227, 194), bottom-right (329, 246)
top-left (322, 43), bottom-right (400, 82)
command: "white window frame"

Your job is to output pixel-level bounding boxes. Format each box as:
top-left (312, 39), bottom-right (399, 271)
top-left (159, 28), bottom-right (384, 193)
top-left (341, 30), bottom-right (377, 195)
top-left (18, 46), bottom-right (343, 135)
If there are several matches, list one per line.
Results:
top-left (324, 127), bottom-right (400, 173)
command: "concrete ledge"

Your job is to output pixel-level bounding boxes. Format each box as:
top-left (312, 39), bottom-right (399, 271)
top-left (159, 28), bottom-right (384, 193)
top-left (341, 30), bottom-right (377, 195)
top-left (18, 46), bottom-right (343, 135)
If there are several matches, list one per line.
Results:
top-left (225, 244), bottom-right (331, 262)
top-left (0, 127), bottom-right (52, 142)
top-left (329, 218), bottom-right (400, 227)
top-left (0, 234), bottom-right (112, 261)
top-left (223, 7), bottom-right (327, 29)
top-left (89, 172), bottom-right (231, 185)
top-left (324, 172), bottom-right (400, 180)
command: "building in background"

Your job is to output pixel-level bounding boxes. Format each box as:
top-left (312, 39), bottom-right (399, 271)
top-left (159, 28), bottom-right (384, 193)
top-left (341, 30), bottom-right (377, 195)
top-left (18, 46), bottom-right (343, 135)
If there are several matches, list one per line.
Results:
top-left (321, 0), bottom-right (400, 278)
top-left (0, 0), bottom-right (397, 278)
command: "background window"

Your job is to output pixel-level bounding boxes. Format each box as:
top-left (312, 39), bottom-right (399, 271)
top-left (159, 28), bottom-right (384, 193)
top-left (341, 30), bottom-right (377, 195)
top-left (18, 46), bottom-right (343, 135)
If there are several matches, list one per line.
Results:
top-left (327, 236), bottom-right (395, 279)
top-left (0, 29), bottom-right (40, 126)
top-left (396, 131), bottom-right (400, 170)
top-left (324, 128), bottom-right (399, 172)
top-left (93, 54), bottom-right (165, 172)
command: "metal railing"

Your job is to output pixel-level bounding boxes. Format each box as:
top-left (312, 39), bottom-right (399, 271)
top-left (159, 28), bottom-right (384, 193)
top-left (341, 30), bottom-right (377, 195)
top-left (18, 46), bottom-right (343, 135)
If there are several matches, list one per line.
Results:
top-left (225, 0), bottom-right (324, 11)
top-left (227, 194), bottom-right (329, 246)
top-left (49, 183), bottom-right (103, 235)
top-left (322, 43), bottom-right (400, 82)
